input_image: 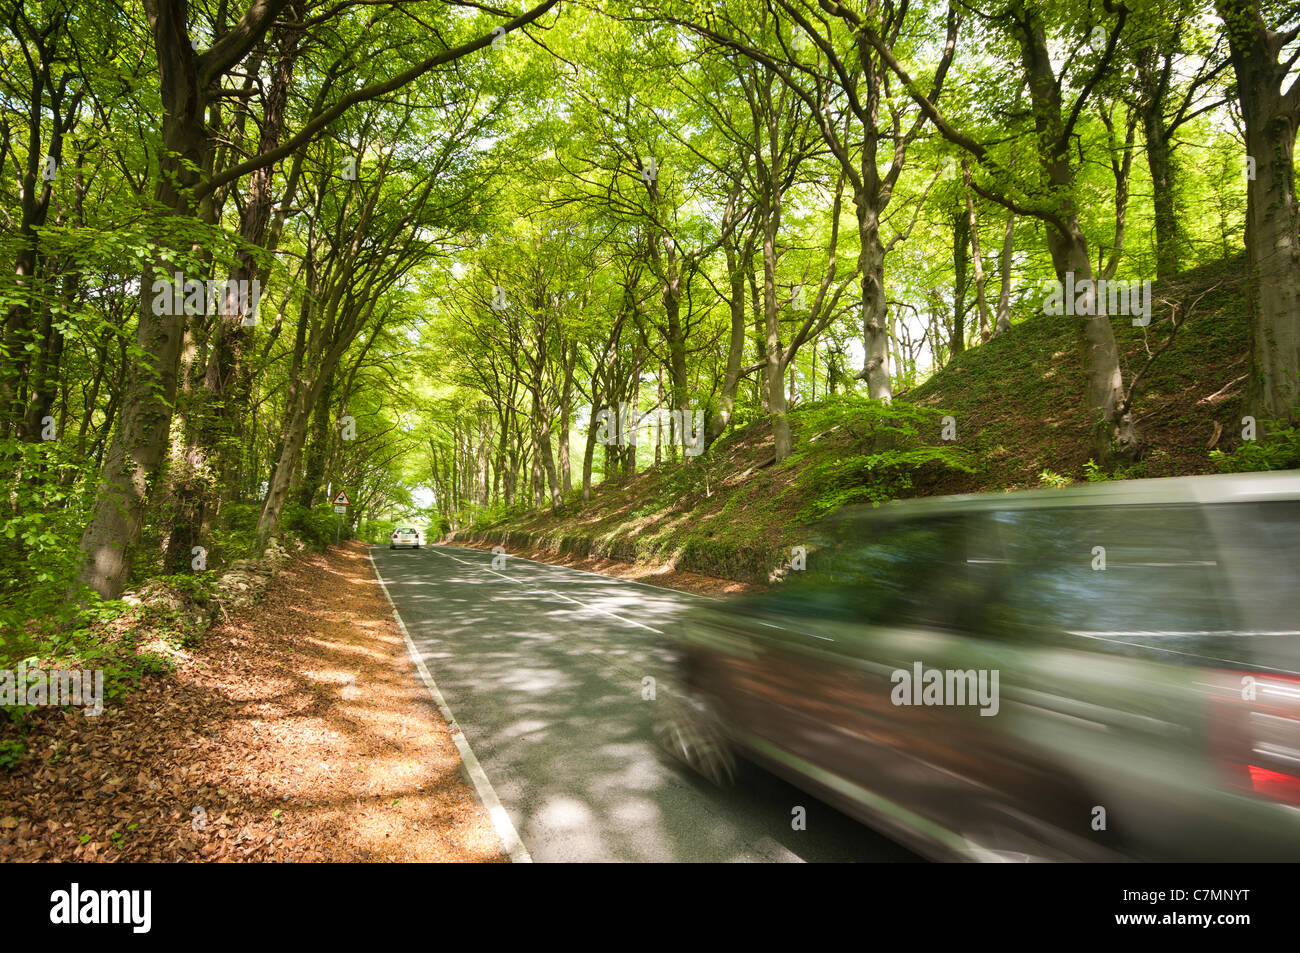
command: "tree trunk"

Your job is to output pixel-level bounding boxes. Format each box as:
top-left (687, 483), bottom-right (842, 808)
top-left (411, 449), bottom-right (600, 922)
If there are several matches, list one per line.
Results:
top-left (1136, 47), bottom-right (1191, 282)
top-left (951, 209), bottom-right (969, 356)
top-left (706, 243), bottom-right (751, 447)
top-left (164, 28), bottom-right (301, 571)
top-left (1216, 0), bottom-right (1300, 422)
top-left (296, 375), bottom-right (335, 508)
top-left (855, 193), bottom-right (892, 400)
top-left (72, 7), bottom-right (208, 599)
top-left (761, 198), bottom-right (791, 460)
top-left (1016, 5), bottom-right (1135, 459)
top-left (581, 400), bottom-right (601, 502)
top-left (994, 213), bottom-right (1015, 335)
top-left (559, 341), bottom-right (576, 495)
top-left (962, 165), bottom-right (992, 341)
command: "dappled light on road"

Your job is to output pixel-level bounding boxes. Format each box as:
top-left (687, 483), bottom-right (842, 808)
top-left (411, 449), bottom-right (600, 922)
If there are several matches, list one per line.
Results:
top-left (375, 544), bottom-right (919, 862)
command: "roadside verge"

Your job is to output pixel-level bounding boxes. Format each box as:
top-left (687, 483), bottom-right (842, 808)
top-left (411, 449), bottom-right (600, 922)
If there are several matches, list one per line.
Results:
top-left (0, 541), bottom-right (503, 862)
top-left (369, 547), bottom-right (531, 863)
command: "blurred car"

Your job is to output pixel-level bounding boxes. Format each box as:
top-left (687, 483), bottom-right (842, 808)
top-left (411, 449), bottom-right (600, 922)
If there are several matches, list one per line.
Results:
top-left (657, 470), bottom-right (1300, 861)
top-left (390, 527), bottom-right (422, 550)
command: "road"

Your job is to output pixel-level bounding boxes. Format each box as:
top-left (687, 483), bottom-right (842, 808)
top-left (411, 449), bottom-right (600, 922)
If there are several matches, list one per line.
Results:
top-left (370, 543), bottom-right (921, 862)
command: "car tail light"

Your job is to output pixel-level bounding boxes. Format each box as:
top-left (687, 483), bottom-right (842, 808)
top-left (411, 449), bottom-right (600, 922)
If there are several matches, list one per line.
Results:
top-left (1206, 669), bottom-right (1300, 805)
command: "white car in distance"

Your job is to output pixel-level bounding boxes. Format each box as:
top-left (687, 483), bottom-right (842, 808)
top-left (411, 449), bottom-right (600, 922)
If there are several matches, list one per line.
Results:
top-left (390, 527), bottom-right (422, 550)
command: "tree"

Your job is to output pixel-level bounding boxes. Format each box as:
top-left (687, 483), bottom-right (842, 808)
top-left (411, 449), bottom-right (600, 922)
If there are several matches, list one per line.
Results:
top-left (72, 0), bottom-right (560, 599)
top-left (1216, 0), bottom-right (1300, 423)
top-left (856, 0), bottom-right (1143, 460)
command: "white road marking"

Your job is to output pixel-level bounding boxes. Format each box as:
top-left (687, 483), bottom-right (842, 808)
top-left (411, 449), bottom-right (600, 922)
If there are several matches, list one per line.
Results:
top-left (428, 545), bottom-right (668, 635)
top-left (468, 547), bottom-right (726, 602)
top-left (384, 545), bottom-right (823, 864)
top-left (368, 549), bottom-right (532, 864)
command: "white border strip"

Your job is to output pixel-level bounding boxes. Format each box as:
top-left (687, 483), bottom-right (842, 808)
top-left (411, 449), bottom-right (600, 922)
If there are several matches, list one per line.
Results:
top-left (368, 548), bottom-right (532, 863)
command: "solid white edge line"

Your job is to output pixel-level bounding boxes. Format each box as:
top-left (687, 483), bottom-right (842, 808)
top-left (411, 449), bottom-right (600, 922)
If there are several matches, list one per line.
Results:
top-left (367, 547), bottom-right (532, 864)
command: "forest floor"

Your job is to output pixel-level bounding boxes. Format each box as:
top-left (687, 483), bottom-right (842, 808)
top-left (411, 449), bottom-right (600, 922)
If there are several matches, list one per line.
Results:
top-left (0, 541), bottom-right (503, 862)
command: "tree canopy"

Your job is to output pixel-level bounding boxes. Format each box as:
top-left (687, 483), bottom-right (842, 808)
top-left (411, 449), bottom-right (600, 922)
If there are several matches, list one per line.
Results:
top-left (0, 0), bottom-right (1292, 642)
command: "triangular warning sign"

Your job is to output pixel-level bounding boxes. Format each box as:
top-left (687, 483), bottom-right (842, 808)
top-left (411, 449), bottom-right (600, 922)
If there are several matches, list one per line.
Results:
top-left (332, 490), bottom-right (351, 506)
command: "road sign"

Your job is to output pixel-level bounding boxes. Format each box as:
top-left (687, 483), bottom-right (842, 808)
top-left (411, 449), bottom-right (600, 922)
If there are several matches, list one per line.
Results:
top-left (332, 489), bottom-right (350, 506)
top-left (333, 505), bottom-right (346, 514)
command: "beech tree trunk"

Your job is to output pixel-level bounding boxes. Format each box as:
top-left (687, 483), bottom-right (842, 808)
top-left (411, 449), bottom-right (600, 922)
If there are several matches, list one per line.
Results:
top-left (1015, 4), bottom-right (1135, 459)
top-left (73, 7), bottom-right (208, 598)
top-left (1216, 0), bottom-right (1300, 422)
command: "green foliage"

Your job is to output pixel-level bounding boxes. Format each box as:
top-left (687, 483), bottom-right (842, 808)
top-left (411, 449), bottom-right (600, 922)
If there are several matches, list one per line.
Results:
top-left (786, 396), bottom-right (977, 523)
top-left (1210, 423), bottom-right (1300, 472)
top-left (466, 499), bottom-right (535, 532)
top-left (157, 572), bottom-right (214, 603)
top-left (0, 0), bottom-right (1278, 736)
top-left (128, 574), bottom-right (214, 648)
top-left (677, 534), bottom-right (778, 582)
top-left (362, 518), bottom-right (400, 544)
top-left (1084, 458), bottom-right (1147, 482)
top-left (622, 454), bottom-right (723, 519)
top-left (107, 651), bottom-right (173, 689)
top-left (0, 438), bottom-right (103, 654)
top-left (283, 503), bottom-right (350, 549)
top-left (0, 740), bottom-right (27, 771)
top-left (1038, 469), bottom-right (1072, 488)
top-left (210, 503), bottom-right (263, 562)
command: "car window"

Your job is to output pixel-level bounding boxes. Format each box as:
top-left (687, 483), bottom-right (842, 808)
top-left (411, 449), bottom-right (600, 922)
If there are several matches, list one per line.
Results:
top-left (983, 503), bottom-right (1234, 655)
top-left (760, 514), bottom-right (993, 632)
top-left (750, 497), bottom-right (1300, 672)
top-left (1193, 500), bottom-right (1300, 671)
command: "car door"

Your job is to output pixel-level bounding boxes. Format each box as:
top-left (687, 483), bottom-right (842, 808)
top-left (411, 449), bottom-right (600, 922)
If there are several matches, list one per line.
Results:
top-left (730, 513), bottom-right (998, 846)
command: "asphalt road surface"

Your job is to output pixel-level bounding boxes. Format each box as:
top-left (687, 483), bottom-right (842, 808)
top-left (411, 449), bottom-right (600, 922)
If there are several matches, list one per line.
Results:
top-left (371, 543), bottom-right (921, 863)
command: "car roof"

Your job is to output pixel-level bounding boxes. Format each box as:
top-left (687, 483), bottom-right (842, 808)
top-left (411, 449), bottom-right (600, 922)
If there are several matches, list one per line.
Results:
top-left (828, 469), bottom-right (1300, 525)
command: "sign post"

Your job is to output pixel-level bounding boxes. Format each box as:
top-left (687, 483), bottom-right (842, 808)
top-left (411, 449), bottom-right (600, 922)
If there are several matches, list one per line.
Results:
top-left (331, 490), bottom-right (351, 543)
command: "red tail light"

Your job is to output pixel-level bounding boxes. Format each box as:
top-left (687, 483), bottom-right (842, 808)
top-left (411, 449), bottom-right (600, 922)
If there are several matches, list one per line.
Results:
top-left (1246, 765), bottom-right (1300, 805)
top-left (1207, 669), bottom-right (1300, 805)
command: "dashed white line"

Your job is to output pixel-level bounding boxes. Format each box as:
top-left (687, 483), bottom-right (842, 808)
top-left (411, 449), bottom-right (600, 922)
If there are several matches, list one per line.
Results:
top-left (470, 547), bottom-right (726, 603)
top-left (427, 545), bottom-right (668, 635)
